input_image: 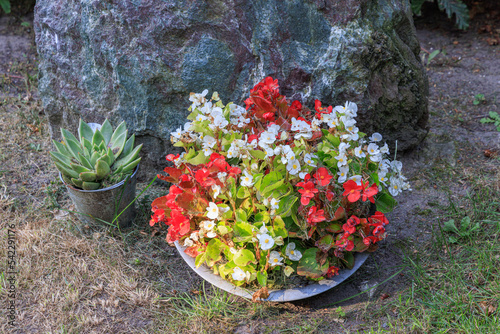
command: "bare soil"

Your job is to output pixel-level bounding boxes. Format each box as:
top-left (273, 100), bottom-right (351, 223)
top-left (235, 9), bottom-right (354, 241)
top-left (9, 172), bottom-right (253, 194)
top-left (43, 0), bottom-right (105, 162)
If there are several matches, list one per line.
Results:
top-left (0, 4), bottom-right (499, 333)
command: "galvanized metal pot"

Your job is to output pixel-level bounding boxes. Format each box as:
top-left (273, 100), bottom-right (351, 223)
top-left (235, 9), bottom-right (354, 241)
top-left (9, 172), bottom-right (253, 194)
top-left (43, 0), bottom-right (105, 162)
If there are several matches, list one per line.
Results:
top-left (60, 166), bottom-right (138, 228)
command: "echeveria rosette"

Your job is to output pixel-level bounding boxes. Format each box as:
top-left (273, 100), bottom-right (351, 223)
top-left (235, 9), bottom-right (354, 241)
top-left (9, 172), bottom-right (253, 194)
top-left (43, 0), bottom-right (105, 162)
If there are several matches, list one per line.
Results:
top-left (150, 77), bottom-right (410, 290)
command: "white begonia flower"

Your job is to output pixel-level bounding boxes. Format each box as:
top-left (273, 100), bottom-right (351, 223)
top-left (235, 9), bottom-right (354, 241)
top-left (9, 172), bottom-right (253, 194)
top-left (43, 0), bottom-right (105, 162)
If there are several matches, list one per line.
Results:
top-left (369, 153), bottom-right (382, 162)
top-left (299, 171), bottom-right (309, 179)
top-left (262, 197), bottom-right (269, 207)
top-left (263, 146), bottom-right (275, 158)
top-left (389, 176), bottom-right (403, 196)
top-left (206, 231), bottom-right (217, 238)
top-left (391, 160), bottom-right (403, 173)
top-left (380, 143), bottom-right (390, 154)
top-left (203, 135), bottom-right (216, 148)
top-left (349, 175), bottom-right (362, 186)
top-left (342, 117), bottom-right (357, 129)
top-left (217, 172), bottom-right (227, 182)
top-left (229, 247), bottom-right (238, 254)
top-left (183, 238), bottom-right (194, 247)
top-left (232, 267), bottom-right (246, 281)
top-left (214, 114), bottom-right (229, 128)
top-left (354, 146), bottom-right (366, 158)
top-left (378, 172), bottom-right (388, 186)
top-left (304, 153), bottom-right (318, 167)
top-left (259, 131), bottom-right (276, 145)
top-left (203, 220), bottom-right (215, 230)
top-left (206, 202), bottom-right (219, 220)
top-left (184, 122), bottom-right (193, 131)
top-left (342, 132), bottom-right (359, 141)
top-left (323, 113), bottom-right (339, 128)
top-left (343, 101), bottom-right (358, 117)
top-left (195, 114), bottom-right (208, 122)
top-left (285, 243), bottom-right (302, 261)
top-left (369, 132), bottom-right (383, 142)
top-left (335, 153), bottom-right (348, 167)
top-left (202, 147), bottom-right (213, 156)
top-left (171, 127), bottom-right (183, 139)
top-left (282, 145), bottom-right (293, 156)
top-left (258, 223), bottom-right (269, 234)
top-left (337, 166), bottom-right (349, 183)
top-left (257, 233), bottom-right (275, 250)
top-left (311, 118), bottom-right (321, 131)
top-left (294, 131), bottom-right (313, 140)
top-left (270, 198), bottom-right (280, 210)
top-left (379, 159), bottom-right (391, 173)
top-left (211, 184), bottom-right (221, 199)
top-left (189, 89), bottom-right (209, 108)
top-left (237, 116), bottom-right (251, 128)
top-left (287, 159), bottom-right (301, 175)
top-left (269, 251), bottom-right (284, 267)
top-left (367, 143), bottom-right (380, 155)
top-left (190, 231), bottom-right (199, 241)
top-left (338, 142), bottom-right (350, 154)
top-left (240, 170), bottom-right (254, 187)
top-left (268, 123), bottom-right (281, 136)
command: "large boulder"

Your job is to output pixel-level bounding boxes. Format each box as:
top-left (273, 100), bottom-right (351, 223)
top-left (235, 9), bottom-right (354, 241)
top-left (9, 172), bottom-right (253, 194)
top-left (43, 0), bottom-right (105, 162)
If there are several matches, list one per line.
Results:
top-left (35, 0), bottom-right (428, 172)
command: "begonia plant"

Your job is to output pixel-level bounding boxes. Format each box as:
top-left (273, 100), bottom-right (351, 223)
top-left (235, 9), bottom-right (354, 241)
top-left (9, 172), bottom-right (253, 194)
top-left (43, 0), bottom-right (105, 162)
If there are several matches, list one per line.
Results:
top-left (150, 77), bottom-right (410, 289)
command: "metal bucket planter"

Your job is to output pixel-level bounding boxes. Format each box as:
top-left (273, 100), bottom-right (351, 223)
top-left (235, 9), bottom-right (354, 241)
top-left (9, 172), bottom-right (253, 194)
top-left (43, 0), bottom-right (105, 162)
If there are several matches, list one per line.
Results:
top-left (174, 241), bottom-right (369, 302)
top-left (60, 166), bottom-right (138, 228)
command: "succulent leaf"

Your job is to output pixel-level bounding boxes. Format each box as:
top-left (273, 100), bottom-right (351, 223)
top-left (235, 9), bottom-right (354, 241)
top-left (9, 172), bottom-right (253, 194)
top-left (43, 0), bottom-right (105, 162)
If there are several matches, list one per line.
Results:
top-left (113, 144), bottom-right (142, 171)
top-left (109, 131), bottom-right (127, 159)
top-left (95, 159), bottom-right (111, 180)
top-left (71, 163), bottom-right (91, 174)
top-left (82, 137), bottom-right (93, 153)
top-left (71, 178), bottom-right (83, 188)
top-left (106, 147), bottom-right (115, 166)
top-left (109, 121), bottom-right (127, 146)
top-left (92, 129), bottom-right (106, 147)
top-left (90, 151), bottom-right (100, 166)
top-left (78, 152), bottom-right (94, 170)
top-left (65, 138), bottom-right (83, 160)
top-left (98, 141), bottom-right (106, 151)
top-left (61, 128), bottom-right (79, 148)
top-left (122, 134), bottom-right (135, 157)
top-left (50, 151), bottom-right (73, 167)
top-left (55, 161), bottom-right (80, 179)
top-left (120, 157), bottom-right (141, 173)
top-left (78, 119), bottom-right (94, 144)
top-left (100, 119), bottom-right (113, 145)
top-left (53, 140), bottom-right (70, 156)
top-left (82, 182), bottom-right (101, 190)
top-left (80, 171), bottom-right (97, 182)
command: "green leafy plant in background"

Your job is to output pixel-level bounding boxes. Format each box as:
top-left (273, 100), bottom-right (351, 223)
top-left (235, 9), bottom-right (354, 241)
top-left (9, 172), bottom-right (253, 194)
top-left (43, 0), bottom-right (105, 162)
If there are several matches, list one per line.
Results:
top-left (0, 0), bottom-right (11, 14)
top-left (442, 216), bottom-right (480, 243)
top-left (411, 0), bottom-right (469, 30)
top-left (480, 111), bottom-right (500, 132)
top-left (473, 93), bottom-right (485, 105)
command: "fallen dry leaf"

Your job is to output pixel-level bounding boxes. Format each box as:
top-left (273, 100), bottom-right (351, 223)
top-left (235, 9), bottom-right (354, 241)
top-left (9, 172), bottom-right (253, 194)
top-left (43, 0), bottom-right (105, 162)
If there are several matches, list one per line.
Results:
top-left (478, 301), bottom-right (497, 316)
top-left (252, 287), bottom-right (269, 303)
top-left (486, 37), bottom-right (499, 46)
top-left (380, 293), bottom-right (390, 300)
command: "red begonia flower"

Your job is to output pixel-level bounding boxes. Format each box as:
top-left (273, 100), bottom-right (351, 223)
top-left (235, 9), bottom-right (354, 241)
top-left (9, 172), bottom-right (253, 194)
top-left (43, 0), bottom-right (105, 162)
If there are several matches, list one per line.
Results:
top-left (195, 168), bottom-right (216, 187)
top-left (297, 181), bottom-right (318, 205)
top-left (307, 206), bottom-right (326, 225)
top-left (314, 167), bottom-right (333, 187)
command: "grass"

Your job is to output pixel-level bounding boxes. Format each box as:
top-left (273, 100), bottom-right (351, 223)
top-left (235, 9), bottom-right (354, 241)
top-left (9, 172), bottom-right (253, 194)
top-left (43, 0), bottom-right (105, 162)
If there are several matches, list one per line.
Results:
top-left (373, 182), bottom-right (500, 333)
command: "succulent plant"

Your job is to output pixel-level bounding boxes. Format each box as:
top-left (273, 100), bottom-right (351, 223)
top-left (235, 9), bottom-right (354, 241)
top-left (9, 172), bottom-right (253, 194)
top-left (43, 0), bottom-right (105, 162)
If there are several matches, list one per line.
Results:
top-left (50, 119), bottom-right (142, 190)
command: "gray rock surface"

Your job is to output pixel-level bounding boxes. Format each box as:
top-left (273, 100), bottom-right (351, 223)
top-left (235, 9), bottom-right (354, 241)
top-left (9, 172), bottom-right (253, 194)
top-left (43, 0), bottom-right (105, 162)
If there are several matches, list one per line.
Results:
top-left (34, 0), bottom-right (428, 173)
